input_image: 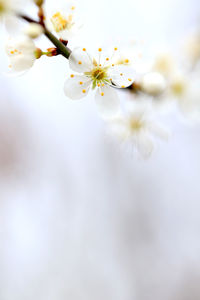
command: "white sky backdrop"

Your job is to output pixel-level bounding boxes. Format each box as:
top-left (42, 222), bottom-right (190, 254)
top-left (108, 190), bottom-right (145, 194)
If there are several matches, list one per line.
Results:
top-left (0, 0), bottom-right (200, 299)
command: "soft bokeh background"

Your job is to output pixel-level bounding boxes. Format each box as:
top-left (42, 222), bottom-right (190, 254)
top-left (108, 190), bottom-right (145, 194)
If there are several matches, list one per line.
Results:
top-left (0, 0), bottom-right (200, 299)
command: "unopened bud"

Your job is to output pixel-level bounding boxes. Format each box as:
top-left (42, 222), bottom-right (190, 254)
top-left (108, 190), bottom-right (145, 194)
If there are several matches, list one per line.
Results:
top-left (34, 48), bottom-right (42, 59)
top-left (24, 23), bottom-right (44, 39)
top-left (140, 72), bottom-right (167, 96)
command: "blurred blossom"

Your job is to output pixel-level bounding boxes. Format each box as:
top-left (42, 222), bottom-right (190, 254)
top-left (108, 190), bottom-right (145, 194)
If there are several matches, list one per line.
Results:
top-left (1, 0), bottom-right (200, 300)
top-left (107, 100), bottom-right (169, 158)
top-left (5, 36), bottom-right (38, 72)
top-left (44, 0), bottom-right (82, 41)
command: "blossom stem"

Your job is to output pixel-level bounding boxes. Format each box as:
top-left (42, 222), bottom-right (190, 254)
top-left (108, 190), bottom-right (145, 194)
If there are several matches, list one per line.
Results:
top-left (19, 15), bottom-right (71, 59)
top-left (44, 29), bottom-right (71, 59)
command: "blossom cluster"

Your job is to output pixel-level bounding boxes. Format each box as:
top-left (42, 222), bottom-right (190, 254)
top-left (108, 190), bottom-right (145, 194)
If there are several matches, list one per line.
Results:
top-left (1, 0), bottom-right (200, 158)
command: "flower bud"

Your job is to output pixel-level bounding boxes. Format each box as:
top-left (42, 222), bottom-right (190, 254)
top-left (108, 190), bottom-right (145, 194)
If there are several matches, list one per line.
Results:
top-left (140, 72), bottom-right (167, 96)
top-left (34, 48), bottom-right (42, 59)
top-left (24, 23), bottom-right (44, 39)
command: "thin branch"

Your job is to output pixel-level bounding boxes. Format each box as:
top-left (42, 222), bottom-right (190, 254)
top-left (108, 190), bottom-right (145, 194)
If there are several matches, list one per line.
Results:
top-left (20, 14), bottom-right (71, 60)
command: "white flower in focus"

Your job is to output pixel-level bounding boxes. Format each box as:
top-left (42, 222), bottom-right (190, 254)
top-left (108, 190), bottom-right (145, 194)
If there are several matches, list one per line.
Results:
top-left (140, 72), bottom-right (167, 96)
top-left (109, 102), bottom-right (169, 158)
top-left (24, 23), bottom-right (44, 39)
top-left (46, 1), bottom-right (81, 40)
top-left (64, 47), bottom-right (136, 118)
top-left (5, 37), bottom-right (38, 72)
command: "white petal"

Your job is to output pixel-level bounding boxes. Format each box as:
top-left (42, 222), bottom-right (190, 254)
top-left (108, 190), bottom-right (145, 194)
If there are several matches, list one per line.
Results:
top-left (133, 132), bottom-right (154, 158)
top-left (148, 122), bottom-right (170, 140)
top-left (4, 15), bottom-right (21, 35)
top-left (9, 54), bottom-right (35, 72)
top-left (95, 85), bottom-right (121, 119)
top-left (109, 65), bottom-right (136, 88)
top-left (64, 75), bottom-right (92, 100)
top-left (69, 47), bottom-right (93, 73)
top-left (6, 36), bottom-right (36, 57)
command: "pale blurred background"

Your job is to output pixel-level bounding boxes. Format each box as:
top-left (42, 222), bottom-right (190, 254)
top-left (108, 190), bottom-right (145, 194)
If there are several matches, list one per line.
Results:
top-left (0, 0), bottom-right (200, 299)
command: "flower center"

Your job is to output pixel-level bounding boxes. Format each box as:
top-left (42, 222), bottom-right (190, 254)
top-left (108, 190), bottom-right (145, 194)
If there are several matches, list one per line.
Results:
top-left (171, 80), bottom-right (186, 97)
top-left (91, 68), bottom-right (107, 81)
top-left (129, 118), bottom-right (143, 131)
top-left (51, 12), bottom-right (73, 32)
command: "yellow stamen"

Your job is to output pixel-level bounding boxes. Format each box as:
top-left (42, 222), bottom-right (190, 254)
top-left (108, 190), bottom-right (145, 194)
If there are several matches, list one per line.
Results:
top-left (51, 12), bottom-right (68, 33)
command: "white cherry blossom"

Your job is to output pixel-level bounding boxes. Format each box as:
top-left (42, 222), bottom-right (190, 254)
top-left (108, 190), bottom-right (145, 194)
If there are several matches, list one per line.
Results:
top-left (0, 0), bottom-right (32, 36)
top-left (64, 47), bottom-right (136, 118)
top-left (45, 1), bottom-right (81, 40)
top-left (170, 74), bottom-right (200, 121)
top-left (0, 0), bottom-right (30, 19)
top-left (5, 36), bottom-right (38, 72)
top-left (108, 101), bottom-right (169, 158)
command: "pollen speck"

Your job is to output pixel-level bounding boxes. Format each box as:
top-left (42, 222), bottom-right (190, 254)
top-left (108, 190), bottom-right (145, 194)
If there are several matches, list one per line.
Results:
top-left (121, 85), bottom-right (125, 88)
top-left (114, 47), bottom-right (118, 51)
top-left (120, 73), bottom-right (123, 76)
top-left (102, 83), bottom-right (105, 87)
top-left (112, 64), bottom-right (114, 67)
top-left (78, 61), bottom-right (82, 65)
top-left (98, 48), bottom-right (102, 52)
top-left (106, 58), bottom-right (109, 61)
top-left (97, 83), bottom-right (101, 87)
top-left (125, 59), bottom-right (129, 63)
top-left (101, 92), bottom-right (104, 96)
top-left (79, 81), bottom-right (83, 85)
top-left (82, 89), bottom-right (86, 93)
top-left (70, 74), bottom-right (74, 78)
top-left (82, 48), bottom-right (86, 51)
top-left (128, 78), bottom-right (132, 81)
top-left (71, 6), bottom-right (76, 10)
